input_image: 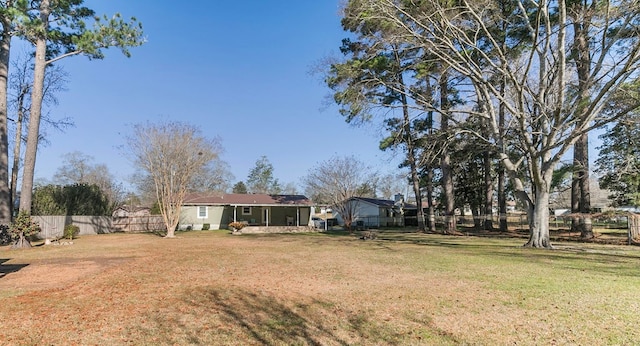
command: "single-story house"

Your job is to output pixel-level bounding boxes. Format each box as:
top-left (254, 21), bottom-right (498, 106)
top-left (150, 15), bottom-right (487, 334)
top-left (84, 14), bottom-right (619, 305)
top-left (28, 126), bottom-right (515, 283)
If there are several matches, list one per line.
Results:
top-left (179, 193), bottom-right (313, 230)
top-left (334, 197), bottom-right (405, 228)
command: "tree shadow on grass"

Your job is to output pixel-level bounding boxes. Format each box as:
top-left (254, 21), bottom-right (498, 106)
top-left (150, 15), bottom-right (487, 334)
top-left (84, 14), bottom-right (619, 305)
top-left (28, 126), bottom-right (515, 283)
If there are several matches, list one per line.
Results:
top-left (0, 259), bottom-right (28, 279)
top-left (142, 286), bottom-right (454, 345)
top-left (367, 232), bottom-right (640, 277)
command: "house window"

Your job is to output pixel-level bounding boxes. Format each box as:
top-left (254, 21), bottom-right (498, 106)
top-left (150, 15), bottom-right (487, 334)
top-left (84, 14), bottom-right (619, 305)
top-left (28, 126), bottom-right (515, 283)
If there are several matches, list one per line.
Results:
top-left (197, 206), bottom-right (208, 219)
top-left (242, 206), bottom-right (252, 215)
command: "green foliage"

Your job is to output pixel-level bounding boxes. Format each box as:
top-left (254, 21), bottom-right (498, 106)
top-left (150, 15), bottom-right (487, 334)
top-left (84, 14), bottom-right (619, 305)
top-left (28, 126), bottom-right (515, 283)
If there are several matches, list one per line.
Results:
top-left (9, 212), bottom-right (41, 241)
top-left (32, 183), bottom-right (112, 216)
top-left (246, 156), bottom-right (281, 194)
top-left (74, 13), bottom-right (145, 60)
top-left (15, 1), bottom-right (145, 63)
top-left (150, 202), bottom-right (162, 215)
top-left (0, 225), bottom-right (11, 245)
top-left (551, 163), bottom-right (574, 191)
top-left (63, 224), bottom-right (80, 240)
top-left (202, 223), bottom-right (210, 231)
top-left (232, 181), bottom-right (248, 194)
top-left (595, 113), bottom-right (640, 207)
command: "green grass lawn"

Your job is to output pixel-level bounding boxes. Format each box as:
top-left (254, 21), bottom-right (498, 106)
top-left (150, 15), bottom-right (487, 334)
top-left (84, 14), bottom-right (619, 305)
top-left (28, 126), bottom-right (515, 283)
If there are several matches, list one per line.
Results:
top-left (1, 230), bottom-right (639, 345)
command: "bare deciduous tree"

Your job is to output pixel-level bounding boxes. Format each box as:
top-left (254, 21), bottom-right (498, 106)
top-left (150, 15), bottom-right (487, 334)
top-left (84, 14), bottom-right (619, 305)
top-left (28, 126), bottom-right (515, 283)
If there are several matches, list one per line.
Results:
top-left (348, 0), bottom-right (640, 247)
top-left (302, 155), bottom-right (378, 232)
top-left (52, 151), bottom-right (125, 209)
top-left (125, 121), bottom-right (221, 238)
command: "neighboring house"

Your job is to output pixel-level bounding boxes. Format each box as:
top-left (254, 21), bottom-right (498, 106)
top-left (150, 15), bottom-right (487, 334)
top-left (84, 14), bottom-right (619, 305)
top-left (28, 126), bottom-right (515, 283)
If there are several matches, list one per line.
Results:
top-left (334, 197), bottom-right (405, 228)
top-left (550, 177), bottom-right (612, 213)
top-left (180, 193), bottom-right (313, 230)
top-left (112, 205), bottom-right (163, 233)
top-left (112, 205), bottom-right (151, 218)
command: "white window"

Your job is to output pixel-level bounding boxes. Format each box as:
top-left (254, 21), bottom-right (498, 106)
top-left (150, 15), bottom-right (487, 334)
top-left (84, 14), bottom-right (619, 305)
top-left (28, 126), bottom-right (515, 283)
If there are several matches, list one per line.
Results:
top-left (242, 206), bottom-right (252, 215)
top-left (197, 206), bottom-right (208, 219)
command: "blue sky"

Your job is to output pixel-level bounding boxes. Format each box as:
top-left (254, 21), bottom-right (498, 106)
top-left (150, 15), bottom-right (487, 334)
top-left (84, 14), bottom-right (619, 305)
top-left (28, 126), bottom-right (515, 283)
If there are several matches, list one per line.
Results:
top-left (32, 0), bottom-right (403, 191)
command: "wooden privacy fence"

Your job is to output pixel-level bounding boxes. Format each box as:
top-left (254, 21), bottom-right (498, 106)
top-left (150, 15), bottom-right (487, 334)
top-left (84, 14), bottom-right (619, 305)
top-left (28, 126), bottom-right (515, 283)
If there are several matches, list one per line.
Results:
top-left (113, 216), bottom-right (165, 233)
top-left (33, 215), bottom-right (165, 239)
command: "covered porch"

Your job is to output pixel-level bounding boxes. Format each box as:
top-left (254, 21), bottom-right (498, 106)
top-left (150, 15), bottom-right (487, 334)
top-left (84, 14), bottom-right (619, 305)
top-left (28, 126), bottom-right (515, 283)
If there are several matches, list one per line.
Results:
top-left (228, 204), bottom-right (311, 228)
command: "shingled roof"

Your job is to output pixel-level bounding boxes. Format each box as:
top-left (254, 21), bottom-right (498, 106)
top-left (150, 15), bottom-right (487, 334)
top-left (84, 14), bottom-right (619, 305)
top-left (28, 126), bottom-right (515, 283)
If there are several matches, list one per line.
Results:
top-left (183, 193), bottom-right (312, 206)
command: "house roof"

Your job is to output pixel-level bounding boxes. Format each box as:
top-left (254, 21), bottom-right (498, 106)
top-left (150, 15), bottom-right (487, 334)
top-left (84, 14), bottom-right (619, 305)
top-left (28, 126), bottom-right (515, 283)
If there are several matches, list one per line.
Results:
top-left (183, 193), bottom-right (313, 206)
top-left (349, 197), bottom-right (398, 208)
top-left (113, 205), bottom-right (151, 213)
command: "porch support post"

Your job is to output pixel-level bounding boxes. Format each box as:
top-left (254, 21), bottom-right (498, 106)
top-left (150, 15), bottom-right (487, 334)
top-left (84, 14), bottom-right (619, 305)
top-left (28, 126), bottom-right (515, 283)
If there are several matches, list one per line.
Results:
top-left (296, 207), bottom-right (300, 226)
top-left (233, 206), bottom-right (237, 222)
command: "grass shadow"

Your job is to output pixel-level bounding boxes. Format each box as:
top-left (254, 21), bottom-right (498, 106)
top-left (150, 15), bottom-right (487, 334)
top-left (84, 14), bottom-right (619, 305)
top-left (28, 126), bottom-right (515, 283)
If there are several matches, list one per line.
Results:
top-left (0, 259), bottom-right (28, 279)
top-left (138, 286), bottom-right (455, 345)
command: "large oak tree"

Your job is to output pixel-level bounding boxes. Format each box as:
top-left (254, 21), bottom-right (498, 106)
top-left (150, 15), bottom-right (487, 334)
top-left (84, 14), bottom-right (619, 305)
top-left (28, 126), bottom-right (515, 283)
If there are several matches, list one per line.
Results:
top-left (341, 0), bottom-right (640, 247)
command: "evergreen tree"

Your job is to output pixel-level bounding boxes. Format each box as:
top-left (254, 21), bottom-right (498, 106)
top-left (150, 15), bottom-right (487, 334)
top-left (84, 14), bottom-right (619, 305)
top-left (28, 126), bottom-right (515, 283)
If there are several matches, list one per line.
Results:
top-left (17, 0), bottom-right (145, 214)
top-left (595, 114), bottom-right (640, 207)
top-left (232, 181), bottom-right (247, 194)
top-left (246, 156), bottom-right (281, 194)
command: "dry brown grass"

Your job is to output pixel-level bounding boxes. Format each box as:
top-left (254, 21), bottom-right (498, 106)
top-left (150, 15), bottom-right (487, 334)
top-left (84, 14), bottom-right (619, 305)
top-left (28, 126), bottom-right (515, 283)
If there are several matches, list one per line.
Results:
top-left (1, 230), bottom-right (639, 345)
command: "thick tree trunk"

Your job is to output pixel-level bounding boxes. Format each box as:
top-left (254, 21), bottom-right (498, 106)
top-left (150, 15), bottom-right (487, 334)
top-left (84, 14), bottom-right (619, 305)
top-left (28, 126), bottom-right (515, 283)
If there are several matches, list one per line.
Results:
top-left (411, 163), bottom-right (426, 232)
top-left (571, 133), bottom-right (593, 238)
top-left (441, 151), bottom-right (456, 233)
top-left (11, 233), bottom-right (32, 249)
top-left (396, 69), bottom-right (425, 232)
top-left (498, 167), bottom-right (507, 231)
top-left (472, 204), bottom-right (482, 229)
top-left (571, 139), bottom-right (582, 233)
top-left (570, 10), bottom-right (594, 239)
top-left (439, 72), bottom-right (456, 234)
top-left (483, 151), bottom-right (493, 230)
top-left (19, 0), bottom-right (50, 213)
top-left (0, 23), bottom-right (12, 224)
top-left (524, 189), bottom-right (553, 248)
top-left (426, 166), bottom-right (436, 232)
top-left (577, 133), bottom-right (593, 239)
top-left (497, 18), bottom-right (508, 233)
top-left (162, 207), bottom-right (177, 238)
